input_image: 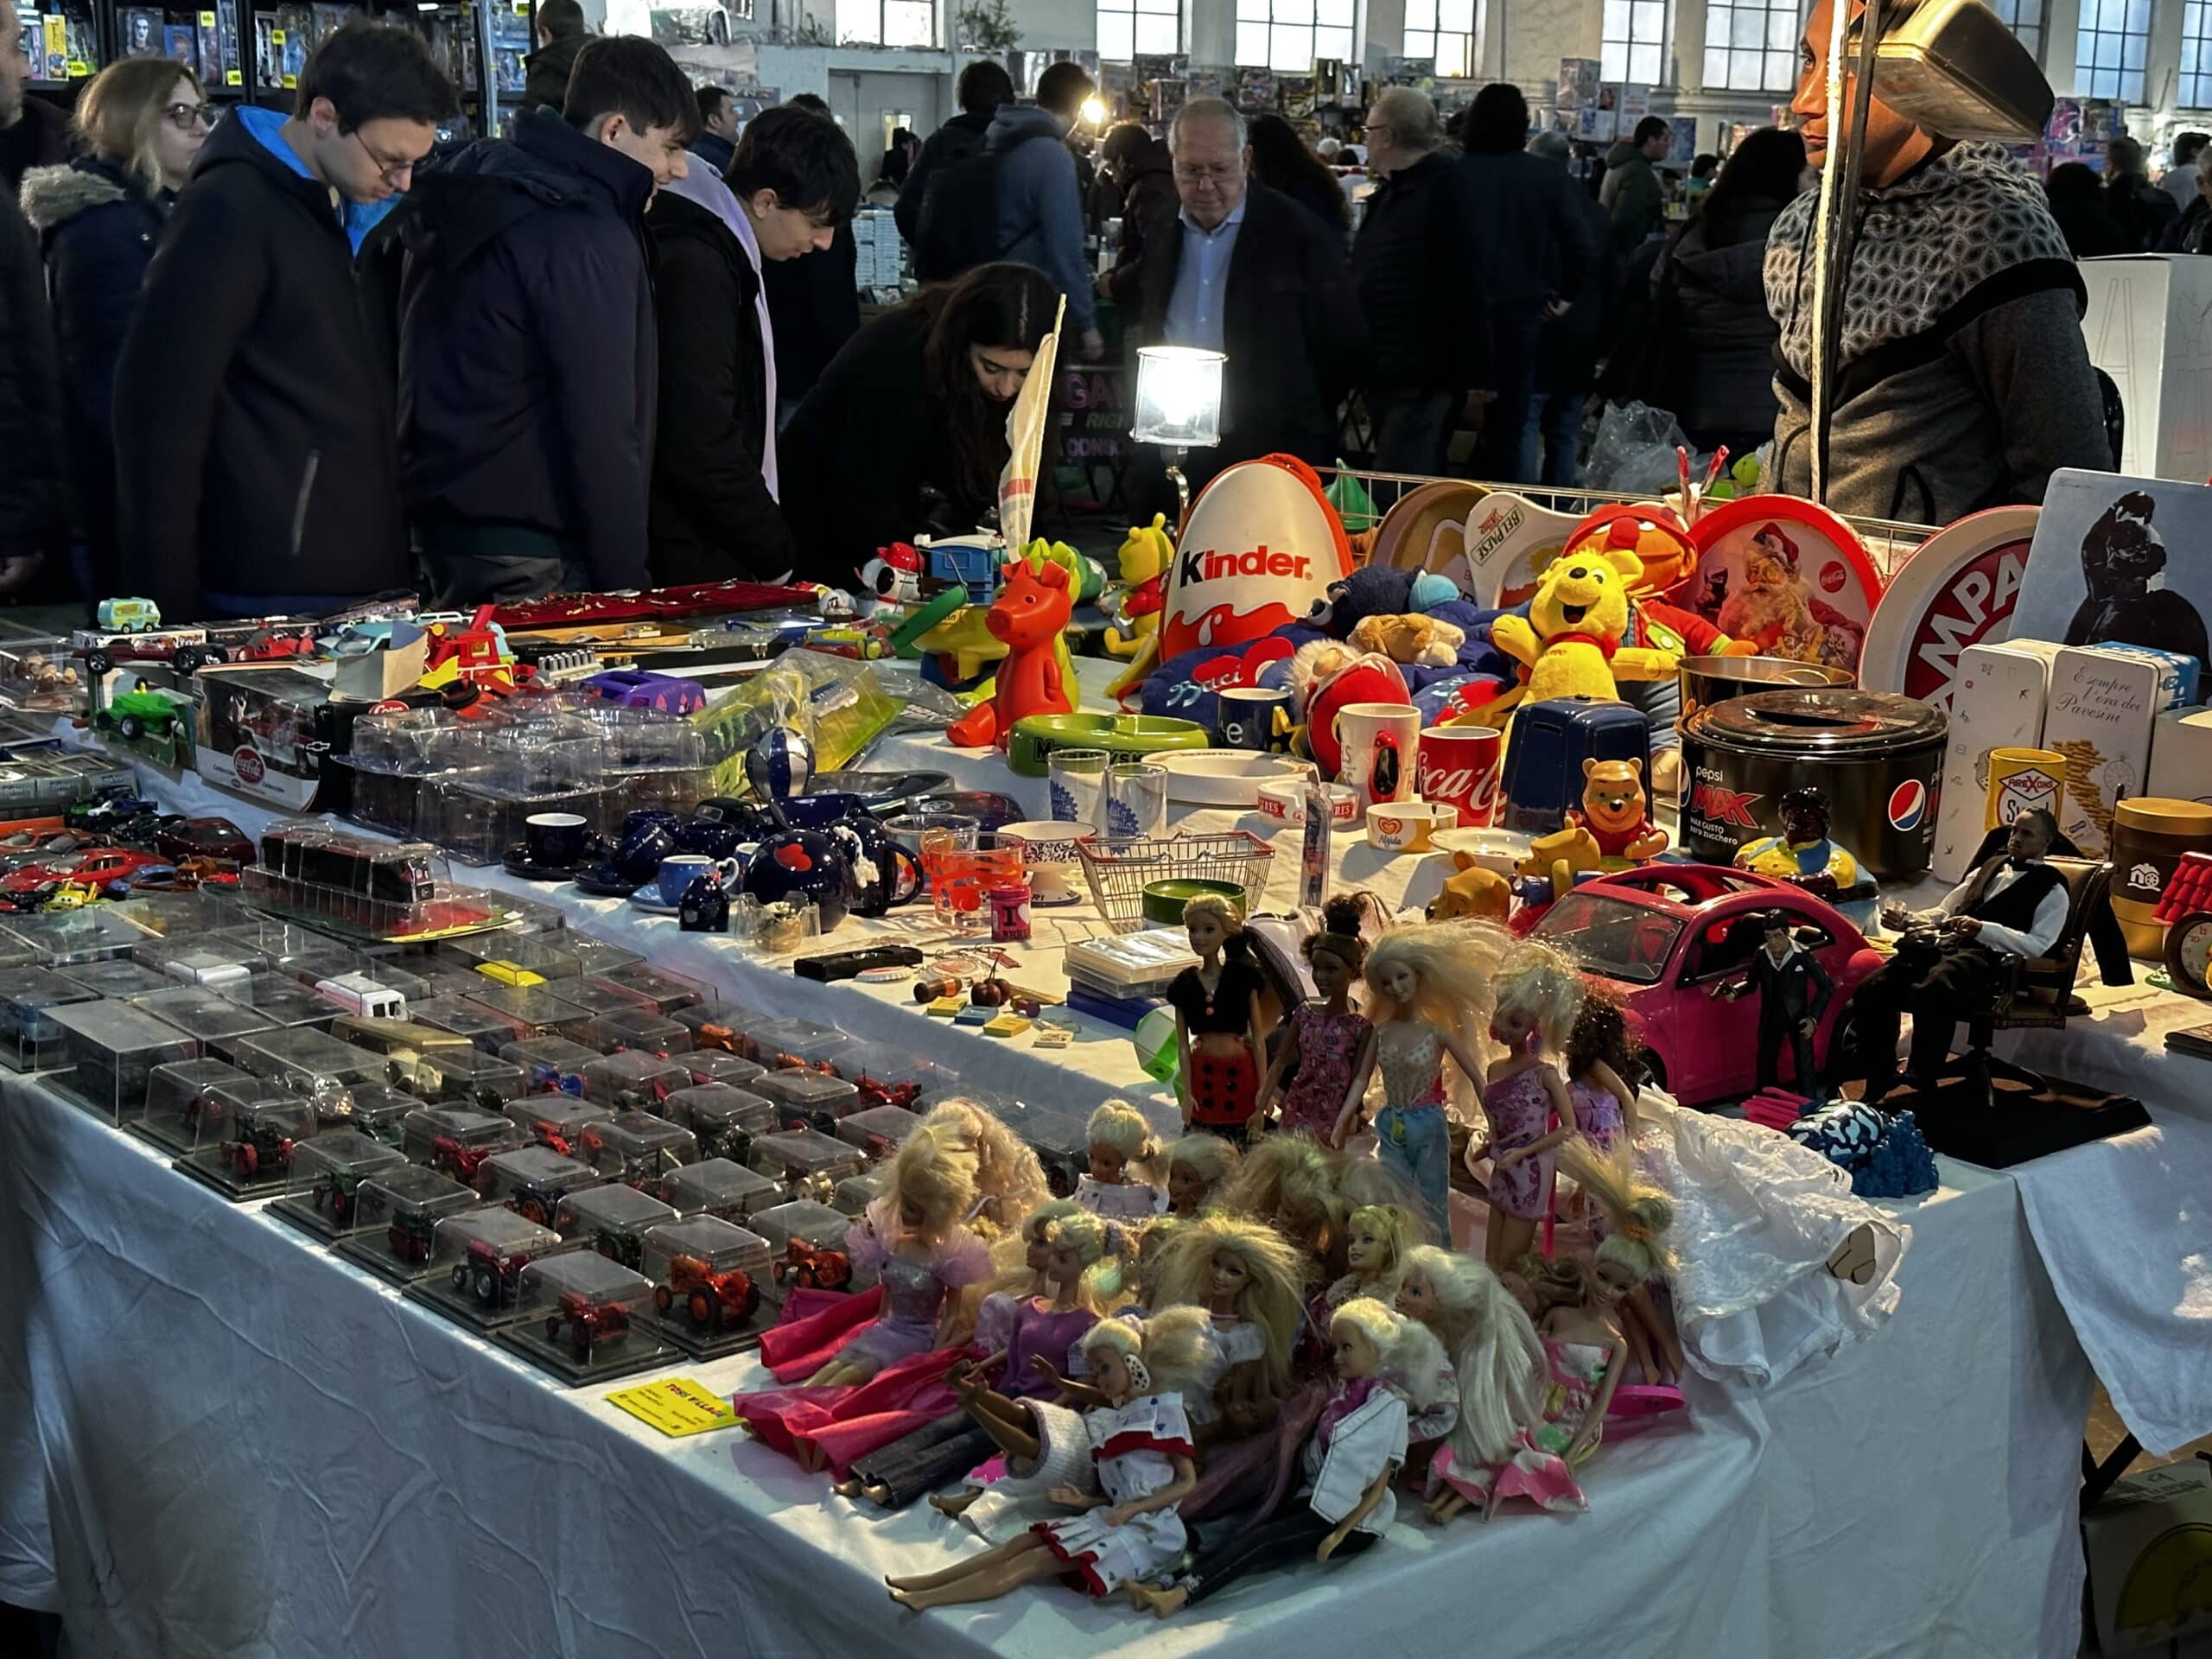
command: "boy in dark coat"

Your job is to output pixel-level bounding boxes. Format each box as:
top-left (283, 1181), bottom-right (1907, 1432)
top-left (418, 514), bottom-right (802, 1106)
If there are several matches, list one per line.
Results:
top-left (394, 36), bottom-right (694, 605)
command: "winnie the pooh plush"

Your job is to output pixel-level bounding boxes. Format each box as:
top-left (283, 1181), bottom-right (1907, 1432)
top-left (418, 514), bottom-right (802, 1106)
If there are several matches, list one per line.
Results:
top-left (1427, 852), bottom-right (1510, 923)
top-left (1104, 515), bottom-right (1173, 659)
top-left (1350, 612), bottom-right (1467, 668)
top-left (1490, 556), bottom-right (1677, 706)
top-left (1518, 757), bottom-right (1669, 899)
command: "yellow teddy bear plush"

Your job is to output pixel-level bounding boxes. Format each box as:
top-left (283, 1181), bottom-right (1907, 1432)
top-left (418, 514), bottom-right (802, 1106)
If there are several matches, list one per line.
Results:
top-left (1103, 514), bottom-right (1173, 659)
top-left (1489, 556), bottom-right (1677, 705)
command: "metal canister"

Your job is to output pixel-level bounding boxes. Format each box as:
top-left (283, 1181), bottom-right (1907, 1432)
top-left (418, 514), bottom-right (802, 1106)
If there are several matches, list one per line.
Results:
top-left (2110, 798), bottom-right (2212, 957)
top-left (1677, 654), bottom-right (1854, 731)
top-left (1680, 689), bottom-right (1948, 880)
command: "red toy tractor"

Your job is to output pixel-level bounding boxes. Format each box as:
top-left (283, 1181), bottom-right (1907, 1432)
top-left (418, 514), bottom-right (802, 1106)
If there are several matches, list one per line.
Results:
top-left (655, 1255), bottom-right (760, 1335)
top-left (544, 1290), bottom-right (631, 1358)
top-left (775, 1240), bottom-right (852, 1294)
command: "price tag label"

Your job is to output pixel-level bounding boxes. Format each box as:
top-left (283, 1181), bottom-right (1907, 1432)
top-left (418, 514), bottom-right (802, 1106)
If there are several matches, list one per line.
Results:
top-left (606, 1376), bottom-right (740, 1438)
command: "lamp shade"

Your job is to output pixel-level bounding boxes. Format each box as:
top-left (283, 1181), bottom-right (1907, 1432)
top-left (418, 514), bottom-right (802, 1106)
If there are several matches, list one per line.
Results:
top-left (1130, 346), bottom-right (1226, 448)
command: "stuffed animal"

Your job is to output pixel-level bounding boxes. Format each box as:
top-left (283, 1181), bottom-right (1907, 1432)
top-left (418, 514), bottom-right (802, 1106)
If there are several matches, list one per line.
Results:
top-left (1305, 564), bottom-right (1458, 639)
top-left (1104, 515), bottom-right (1173, 658)
top-left (1517, 757), bottom-right (1669, 898)
top-left (945, 559), bottom-right (1076, 749)
top-left (1350, 612), bottom-right (1467, 667)
top-left (1489, 556), bottom-right (1677, 706)
top-left (1428, 852), bottom-right (1510, 923)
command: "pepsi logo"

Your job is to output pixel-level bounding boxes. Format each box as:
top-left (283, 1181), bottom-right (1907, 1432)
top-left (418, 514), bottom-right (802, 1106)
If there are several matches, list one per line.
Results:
top-left (1887, 779), bottom-right (1929, 830)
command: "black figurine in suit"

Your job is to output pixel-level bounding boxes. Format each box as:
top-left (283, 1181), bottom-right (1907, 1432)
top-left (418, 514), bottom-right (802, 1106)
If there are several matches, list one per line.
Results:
top-left (1742, 910), bottom-right (1834, 1099)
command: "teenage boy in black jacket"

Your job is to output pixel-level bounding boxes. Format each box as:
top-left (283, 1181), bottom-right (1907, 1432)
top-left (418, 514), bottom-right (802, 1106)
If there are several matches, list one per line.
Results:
top-left (648, 106), bottom-right (857, 585)
top-left (395, 35), bottom-right (694, 605)
top-left (112, 23), bottom-right (454, 620)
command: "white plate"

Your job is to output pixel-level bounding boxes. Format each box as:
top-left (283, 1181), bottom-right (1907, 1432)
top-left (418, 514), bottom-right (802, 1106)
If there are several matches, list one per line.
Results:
top-left (1429, 825), bottom-right (1531, 874)
top-left (1154, 750), bottom-right (1311, 806)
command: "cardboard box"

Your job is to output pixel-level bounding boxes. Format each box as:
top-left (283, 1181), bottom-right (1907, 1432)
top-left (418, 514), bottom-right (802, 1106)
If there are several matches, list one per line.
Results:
top-left (2082, 256), bottom-right (2212, 481)
top-left (1931, 639), bottom-right (2063, 880)
top-left (2149, 707), bottom-right (2212, 807)
top-left (2043, 644), bottom-right (2195, 856)
top-left (194, 664), bottom-right (336, 810)
top-left (2082, 1456), bottom-right (2212, 1656)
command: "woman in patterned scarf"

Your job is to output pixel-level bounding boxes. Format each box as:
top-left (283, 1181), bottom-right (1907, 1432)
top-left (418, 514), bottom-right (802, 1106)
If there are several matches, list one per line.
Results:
top-left (1764, 0), bottom-right (2112, 526)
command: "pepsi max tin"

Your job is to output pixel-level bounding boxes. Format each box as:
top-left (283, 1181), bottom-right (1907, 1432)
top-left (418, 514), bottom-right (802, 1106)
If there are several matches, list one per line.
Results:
top-left (1681, 690), bottom-right (1948, 881)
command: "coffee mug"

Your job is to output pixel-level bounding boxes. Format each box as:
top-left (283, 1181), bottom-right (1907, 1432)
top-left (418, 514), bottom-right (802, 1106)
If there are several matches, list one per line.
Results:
top-left (524, 811), bottom-right (589, 868)
top-left (1416, 725), bottom-right (1504, 830)
top-left (656, 855), bottom-right (714, 906)
top-left (1000, 819), bottom-right (1086, 905)
top-left (614, 811), bottom-right (683, 884)
top-left (1336, 702), bottom-right (1421, 810)
top-left (1217, 686), bottom-right (1295, 753)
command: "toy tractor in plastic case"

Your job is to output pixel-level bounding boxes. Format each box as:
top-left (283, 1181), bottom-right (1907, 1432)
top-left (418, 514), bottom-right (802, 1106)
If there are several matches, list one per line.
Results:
top-left (454, 1236), bottom-right (532, 1308)
top-left (775, 1240), bottom-right (851, 1294)
top-left (544, 1290), bottom-right (630, 1358)
top-left (429, 1134), bottom-right (499, 1191)
top-left (222, 1120), bottom-right (295, 1179)
top-left (311, 1166), bottom-right (368, 1224)
top-left (387, 1211), bottom-right (437, 1264)
top-left (656, 1255), bottom-right (760, 1335)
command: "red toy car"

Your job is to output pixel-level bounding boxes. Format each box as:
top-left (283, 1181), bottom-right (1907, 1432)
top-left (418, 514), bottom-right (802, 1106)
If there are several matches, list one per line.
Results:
top-left (544, 1289), bottom-right (631, 1357)
top-left (0, 846), bottom-right (169, 898)
top-left (656, 1255), bottom-right (760, 1334)
top-left (154, 815), bottom-right (256, 866)
top-left (1530, 864), bottom-right (1884, 1107)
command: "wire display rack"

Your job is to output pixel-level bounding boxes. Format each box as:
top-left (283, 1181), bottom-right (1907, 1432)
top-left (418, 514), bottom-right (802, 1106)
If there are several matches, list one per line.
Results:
top-left (1313, 467), bottom-right (1942, 582)
top-left (1073, 831), bottom-right (1277, 934)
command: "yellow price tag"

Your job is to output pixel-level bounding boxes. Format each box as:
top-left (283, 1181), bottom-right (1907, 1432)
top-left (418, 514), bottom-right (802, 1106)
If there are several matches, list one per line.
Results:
top-left (606, 1376), bottom-right (740, 1438)
top-left (271, 28), bottom-right (285, 42)
top-left (200, 10), bottom-right (216, 24)
top-left (227, 70), bottom-right (242, 86)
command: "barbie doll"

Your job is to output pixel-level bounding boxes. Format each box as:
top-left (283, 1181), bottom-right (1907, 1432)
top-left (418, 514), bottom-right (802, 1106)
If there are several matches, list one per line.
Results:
top-left (918, 1096), bottom-right (1049, 1242)
top-left (1323, 1204), bottom-right (1425, 1314)
top-left (1350, 919), bottom-right (1510, 1237)
top-left (1559, 1135), bottom-right (1683, 1385)
top-left (1164, 1132), bottom-right (1239, 1217)
top-left (1389, 1243), bottom-right (1552, 1521)
top-left (1140, 1212), bottom-right (1306, 1436)
top-left (841, 1201), bottom-right (1130, 1509)
top-left (1563, 989), bottom-right (1642, 1150)
top-left (1224, 1135), bottom-right (1351, 1281)
top-left (1256, 894), bottom-right (1376, 1142)
top-left (1168, 894), bottom-right (1269, 1141)
top-left (1075, 1099), bottom-right (1168, 1221)
top-left (887, 1309), bottom-right (1211, 1611)
top-left (1131, 1298), bottom-right (1446, 1616)
top-left (1469, 941), bottom-right (1582, 1272)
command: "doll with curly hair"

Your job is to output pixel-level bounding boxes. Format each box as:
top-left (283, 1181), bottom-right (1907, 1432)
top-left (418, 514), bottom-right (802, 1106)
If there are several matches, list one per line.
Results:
top-left (1077, 1099), bottom-right (1168, 1221)
top-left (918, 1096), bottom-right (1050, 1241)
top-left (1563, 987), bottom-right (1643, 1150)
top-left (1165, 1132), bottom-right (1239, 1217)
top-left (1135, 1211), bottom-right (1307, 1439)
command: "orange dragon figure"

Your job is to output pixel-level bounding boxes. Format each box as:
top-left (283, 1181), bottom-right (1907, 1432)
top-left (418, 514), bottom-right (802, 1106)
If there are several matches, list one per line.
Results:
top-left (947, 559), bottom-right (1077, 749)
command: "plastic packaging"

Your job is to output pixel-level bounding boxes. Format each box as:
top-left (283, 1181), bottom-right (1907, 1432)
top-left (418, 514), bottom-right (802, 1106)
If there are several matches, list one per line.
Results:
top-left (1022, 1104), bottom-right (1094, 1199)
top-left (580, 1050), bottom-right (691, 1112)
top-left (564, 938), bottom-right (644, 979)
top-left (415, 1047), bottom-right (529, 1110)
top-left (177, 1085), bottom-right (318, 1195)
top-left (463, 982), bottom-right (594, 1043)
top-left (245, 823), bottom-right (512, 942)
top-left (503, 1249), bottom-right (671, 1376)
top-left (659, 1083), bottom-right (776, 1162)
top-left (589, 960), bottom-right (706, 1014)
top-left (54, 958), bottom-right (169, 1000)
top-left (232, 1027), bottom-right (386, 1100)
top-left (502, 1092), bottom-right (606, 1159)
top-left (441, 932), bottom-right (585, 982)
top-left (320, 1079), bottom-right (417, 1145)
top-left (671, 1002), bottom-right (772, 1057)
top-left (830, 1171), bottom-right (883, 1216)
top-left (126, 984), bottom-right (280, 1065)
top-left (751, 1017), bottom-right (849, 1071)
top-left (400, 1103), bottom-right (531, 1188)
top-left (658, 1157), bottom-right (781, 1223)
top-left (553, 1181), bottom-right (678, 1269)
top-left (478, 1143), bottom-right (606, 1225)
top-left (834, 1103), bottom-right (925, 1160)
top-left (406, 994), bottom-right (523, 1056)
top-left (1, 907), bottom-right (157, 966)
top-left (330, 1015), bottom-right (475, 1093)
top-left (585, 1005), bottom-right (693, 1057)
top-left (133, 936), bottom-right (264, 992)
top-left (750, 1198), bottom-right (857, 1303)
top-left (49, 999), bottom-right (200, 1123)
top-left (642, 1216), bottom-right (772, 1350)
top-left (414, 1206), bottom-right (572, 1326)
top-left (681, 1048), bottom-right (766, 1089)
top-left (750, 1068), bottom-right (861, 1134)
top-left (270, 1128), bottom-right (410, 1237)
top-left (746, 1127), bottom-right (864, 1204)
top-left (334, 1165), bottom-right (483, 1282)
top-left (136, 1056), bottom-right (253, 1154)
top-left (0, 964), bottom-right (99, 1069)
top-left (219, 970), bottom-right (342, 1030)
top-left (577, 1114), bottom-right (700, 1189)
top-left (833, 1040), bottom-right (944, 1110)
top-left (501, 1034), bottom-right (602, 1097)
top-left (544, 977), bottom-right (657, 1027)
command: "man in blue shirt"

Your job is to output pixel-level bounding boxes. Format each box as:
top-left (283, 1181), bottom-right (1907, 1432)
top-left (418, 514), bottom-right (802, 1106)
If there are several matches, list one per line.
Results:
top-left (1135, 98), bottom-right (1361, 486)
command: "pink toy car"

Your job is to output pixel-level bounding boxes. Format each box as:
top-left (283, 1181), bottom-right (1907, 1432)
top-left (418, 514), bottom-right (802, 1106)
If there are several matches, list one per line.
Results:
top-left (1530, 864), bottom-right (1884, 1107)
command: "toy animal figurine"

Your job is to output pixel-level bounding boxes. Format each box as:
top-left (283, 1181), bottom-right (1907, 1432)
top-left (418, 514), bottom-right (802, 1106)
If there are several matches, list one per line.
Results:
top-left (856, 543), bottom-right (924, 614)
top-left (1105, 515), bottom-right (1173, 659)
top-left (1349, 613), bottom-right (1467, 668)
top-left (1519, 758), bottom-right (1669, 899)
top-left (946, 559), bottom-right (1077, 750)
top-left (1429, 851), bottom-right (1511, 925)
top-left (1490, 557), bottom-right (1677, 708)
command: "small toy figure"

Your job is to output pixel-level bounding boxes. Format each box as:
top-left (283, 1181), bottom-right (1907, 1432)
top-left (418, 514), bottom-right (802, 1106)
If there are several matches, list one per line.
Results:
top-left (886, 1310), bottom-right (1206, 1611)
top-left (1130, 1298), bottom-right (1445, 1616)
top-left (1389, 1244), bottom-right (1548, 1516)
top-left (1103, 514), bottom-right (1172, 659)
top-left (1490, 556), bottom-right (1678, 708)
top-left (1733, 785), bottom-right (1865, 906)
top-left (1726, 909), bottom-right (1834, 1103)
top-left (1075, 1099), bottom-right (1168, 1221)
top-left (1429, 852), bottom-right (1511, 925)
top-left (1519, 756), bottom-right (1669, 899)
top-left (1562, 989), bottom-right (1643, 1149)
top-left (944, 558), bottom-right (1077, 750)
top-left (1167, 894), bottom-right (1270, 1141)
top-left (855, 543), bottom-right (924, 614)
top-left (1321, 1204), bottom-right (1424, 1317)
top-left (1347, 920), bottom-right (1509, 1236)
top-left (657, 1255), bottom-right (760, 1334)
top-left (1257, 893), bottom-right (1378, 1142)
top-left (544, 1290), bottom-right (631, 1359)
top-left (1135, 1213), bottom-right (1306, 1440)
top-left (776, 1239), bottom-right (851, 1293)
top-left (1557, 1135), bottom-right (1683, 1384)
top-left (677, 871), bottom-right (730, 933)
top-left (1164, 1132), bottom-right (1240, 1217)
top-left (1469, 942), bottom-right (1583, 1273)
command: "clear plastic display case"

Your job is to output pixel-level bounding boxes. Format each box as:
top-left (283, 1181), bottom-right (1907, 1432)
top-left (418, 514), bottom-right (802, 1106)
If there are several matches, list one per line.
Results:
top-left (584, 1005), bottom-right (692, 1057)
top-left (543, 977), bottom-right (655, 1027)
top-left (245, 823), bottom-right (512, 942)
top-left (834, 1104), bottom-right (925, 1160)
top-left (125, 985), bottom-right (279, 1065)
top-left (215, 970), bottom-right (339, 1031)
top-left (49, 999), bottom-right (200, 1123)
top-left (659, 1083), bottom-right (776, 1163)
top-left (658, 1157), bottom-right (780, 1223)
top-left (405, 1206), bottom-right (575, 1331)
top-left (330, 1014), bottom-right (475, 1094)
top-left (667, 1001), bottom-right (754, 1055)
top-left (751, 1018), bottom-right (849, 1072)
top-left (267, 1128), bottom-right (410, 1238)
top-left (414, 1047), bottom-right (528, 1110)
top-left (134, 935), bottom-right (264, 992)
top-left (319, 1079), bottom-right (417, 1146)
top-left (642, 1216), bottom-right (772, 1356)
top-left (830, 1171), bottom-right (884, 1217)
top-left (0, 964), bottom-right (99, 1070)
top-left (680, 1049), bottom-right (765, 1090)
top-left (232, 1027), bottom-right (386, 1101)
top-left (54, 958), bottom-right (169, 1000)
top-left (746, 1128), bottom-right (865, 1205)
top-left (751, 1068), bottom-right (861, 1134)
top-left (495, 1249), bottom-right (677, 1382)
top-left (423, 777), bottom-right (610, 868)
top-left (835, 1040), bottom-right (944, 1111)
top-left (563, 938), bottom-right (643, 979)
top-left (478, 1143), bottom-right (606, 1226)
top-left (776, 1027), bottom-right (857, 1075)
top-left (503, 1092), bottom-right (606, 1159)
top-left (175, 1086), bottom-right (318, 1199)
top-left (590, 961), bottom-right (706, 1013)
top-left (2, 907), bottom-right (157, 966)
top-left (580, 1050), bottom-right (690, 1112)
top-left (331, 1165), bottom-right (484, 1285)
top-left (577, 1115), bottom-right (699, 1189)
top-left (134, 1056), bottom-right (254, 1154)
top-left (553, 1182), bottom-right (677, 1270)
top-left (406, 994), bottom-right (522, 1056)
top-left (440, 932), bottom-right (584, 982)
top-left (461, 982), bottom-right (593, 1043)
top-left (401, 1103), bottom-right (531, 1188)
top-left (1024, 1104), bottom-right (1093, 1199)
top-left (751, 1198), bottom-right (857, 1304)
top-left (501, 1035), bottom-right (601, 1097)
top-left (209, 925), bottom-right (363, 989)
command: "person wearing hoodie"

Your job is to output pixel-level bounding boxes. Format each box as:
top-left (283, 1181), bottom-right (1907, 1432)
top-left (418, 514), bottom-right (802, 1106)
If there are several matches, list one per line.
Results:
top-left (1600, 116), bottom-right (1669, 255)
top-left (20, 57), bottom-right (210, 601)
top-left (988, 61), bottom-right (1103, 359)
top-left (393, 36), bottom-right (693, 606)
top-left (1632, 126), bottom-right (1805, 458)
top-left (111, 22), bottom-right (452, 620)
top-left (1100, 120), bottom-right (1175, 308)
top-left (898, 59), bottom-right (1013, 276)
top-left (523, 0), bottom-right (588, 116)
top-left (649, 106), bottom-right (857, 585)
top-left (1767, 0), bottom-right (2110, 524)
top-left (690, 84), bottom-right (738, 175)
top-left (0, 32), bottom-right (70, 194)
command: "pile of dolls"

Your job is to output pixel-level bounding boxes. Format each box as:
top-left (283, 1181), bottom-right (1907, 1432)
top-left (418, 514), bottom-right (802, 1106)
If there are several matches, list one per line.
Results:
top-left (728, 896), bottom-right (1689, 1620)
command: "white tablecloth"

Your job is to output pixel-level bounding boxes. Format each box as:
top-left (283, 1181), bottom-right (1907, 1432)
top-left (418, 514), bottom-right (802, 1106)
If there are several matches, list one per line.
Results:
top-left (0, 1076), bottom-right (2088, 1658)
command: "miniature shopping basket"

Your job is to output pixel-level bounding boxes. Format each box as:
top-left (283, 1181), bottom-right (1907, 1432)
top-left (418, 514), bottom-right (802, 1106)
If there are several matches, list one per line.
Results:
top-left (1073, 831), bottom-right (1276, 934)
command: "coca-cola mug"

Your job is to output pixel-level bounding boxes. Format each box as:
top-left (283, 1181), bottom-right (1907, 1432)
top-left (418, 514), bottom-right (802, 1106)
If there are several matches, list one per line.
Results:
top-left (1417, 724), bottom-right (1503, 829)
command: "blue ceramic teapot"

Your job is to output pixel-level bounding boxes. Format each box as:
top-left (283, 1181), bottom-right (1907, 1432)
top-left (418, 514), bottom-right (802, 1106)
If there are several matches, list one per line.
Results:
top-left (778, 791), bottom-right (922, 918)
top-left (734, 827), bottom-right (856, 931)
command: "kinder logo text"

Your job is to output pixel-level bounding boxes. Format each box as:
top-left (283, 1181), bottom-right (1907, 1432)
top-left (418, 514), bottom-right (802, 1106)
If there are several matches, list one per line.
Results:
top-left (1178, 543), bottom-right (1313, 586)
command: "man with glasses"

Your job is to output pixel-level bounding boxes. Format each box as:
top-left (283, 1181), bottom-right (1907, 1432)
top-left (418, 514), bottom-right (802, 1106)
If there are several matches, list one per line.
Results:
top-left (389, 35), bottom-right (696, 605)
top-left (1133, 97), bottom-right (1362, 487)
top-left (112, 22), bottom-right (454, 620)
top-left (0, 32), bottom-right (70, 192)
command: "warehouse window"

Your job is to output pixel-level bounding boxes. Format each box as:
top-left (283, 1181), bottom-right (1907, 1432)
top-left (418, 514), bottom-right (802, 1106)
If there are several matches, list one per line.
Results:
top-left (1404, 0), bottom-right (1477, 79)
top-left (1700, 0), bottom-right (1793, 92)
top-left (2075, 0), bottom-right (2149, 102)
top-left (1098, 0), bottom-right (1181, 60)
top-left (1604, 0), bottom-right (1669, 85)
top-left (1235, 0), bottom-right (1356, 73)
top-left (1986, 0), bottom-right (2044, 63)
top-left (2183, 0), bottom-right (2212, 107)
top-left (836, 1), bottom-right (937, 48)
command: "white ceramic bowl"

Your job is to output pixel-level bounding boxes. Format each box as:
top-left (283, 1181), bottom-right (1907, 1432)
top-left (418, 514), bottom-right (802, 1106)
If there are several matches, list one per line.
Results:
top-left (999, 820), bottom-right (1088, 905)
top-left (1365, 800), bottom-right (1459, 854)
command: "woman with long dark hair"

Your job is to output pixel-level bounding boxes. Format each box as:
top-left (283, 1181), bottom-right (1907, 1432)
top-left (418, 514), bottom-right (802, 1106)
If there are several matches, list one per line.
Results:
top-left (1247, 113), bottom-right (1348, 233)
top-left (1632, 125), bottom-right (1808, 456)
top-left (779, 262), bottom-right (1058, 584)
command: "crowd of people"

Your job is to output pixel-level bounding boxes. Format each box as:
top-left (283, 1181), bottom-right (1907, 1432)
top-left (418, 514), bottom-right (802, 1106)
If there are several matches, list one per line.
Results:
top-left (0, 1), bottom-right (2125, 620)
